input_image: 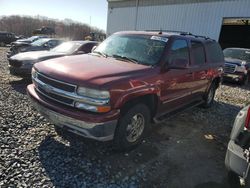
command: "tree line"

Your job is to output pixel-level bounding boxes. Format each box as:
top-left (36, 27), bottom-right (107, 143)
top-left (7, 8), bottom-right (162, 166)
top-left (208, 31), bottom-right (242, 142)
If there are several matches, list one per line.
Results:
top-left (0, 15), bottom-right (105, 40)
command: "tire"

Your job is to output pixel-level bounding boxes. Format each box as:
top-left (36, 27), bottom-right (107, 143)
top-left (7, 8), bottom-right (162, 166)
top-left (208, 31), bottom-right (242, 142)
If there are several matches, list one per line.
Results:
top-left (227, 171), bottom-right (242, 188)
top-left (113, 103), bottom-right (151, 151)
top-left (241, 74), bottom-right (249, 86)
top-left (202, 82), bottom-right (216, 108)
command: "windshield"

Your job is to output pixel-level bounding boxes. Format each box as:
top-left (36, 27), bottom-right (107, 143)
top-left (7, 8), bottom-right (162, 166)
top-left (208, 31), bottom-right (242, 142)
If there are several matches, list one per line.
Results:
top-left (223, 48), bottom-right (250, 62)
top-left (31, 38), bottom-right (50, 46)
top-left (51, 42), bottom-right (82, 53)
top-left (93, 34), bottom-right (167, 65)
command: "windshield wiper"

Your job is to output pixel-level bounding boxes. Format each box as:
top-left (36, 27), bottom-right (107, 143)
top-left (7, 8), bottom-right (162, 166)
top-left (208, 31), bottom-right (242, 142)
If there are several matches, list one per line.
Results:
top-left (112, 54), bottom-right (139, 64)
top-left (91, 51), bottom-right (107, 58)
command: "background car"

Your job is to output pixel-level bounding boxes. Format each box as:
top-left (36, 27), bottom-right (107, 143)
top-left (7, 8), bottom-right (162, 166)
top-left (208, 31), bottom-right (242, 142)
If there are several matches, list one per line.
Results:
top-left (8, 40), bottom-right (98, 77)
top-left (7, 38), bottom-right (63, 58)
top-left (223, 48), bottom-right (250, 85)
top-left (0, 31), bottom-right (17, 46)
top-left (225, 105), bottom-right (250, 186)
top-left (7, 36), bottom-right (48, 57)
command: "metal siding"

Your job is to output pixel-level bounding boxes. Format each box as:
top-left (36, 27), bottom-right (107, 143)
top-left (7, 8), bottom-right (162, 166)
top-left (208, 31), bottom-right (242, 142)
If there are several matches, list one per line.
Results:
top-left (107, 7), bottom-right (137, 35)
top-left (107, 0), bottom-right (250, 40)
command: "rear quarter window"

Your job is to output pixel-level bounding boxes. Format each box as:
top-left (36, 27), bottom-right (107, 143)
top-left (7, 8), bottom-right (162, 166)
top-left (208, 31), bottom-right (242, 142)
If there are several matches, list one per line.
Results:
top-left (205, 42), bottom-right (224, 63)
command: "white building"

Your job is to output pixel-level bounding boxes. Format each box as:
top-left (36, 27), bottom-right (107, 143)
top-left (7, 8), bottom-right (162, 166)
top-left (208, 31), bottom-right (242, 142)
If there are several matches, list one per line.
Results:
top-left (107, 0), bottom-right (250, 48)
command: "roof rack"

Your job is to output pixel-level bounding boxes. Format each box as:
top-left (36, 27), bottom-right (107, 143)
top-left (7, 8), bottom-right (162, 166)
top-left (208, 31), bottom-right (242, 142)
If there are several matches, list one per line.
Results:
top-left (145, 29), bottom-right (215, 41)
top-left (145, 29), bottom-right (192, 35)
top-left (180, 33), bottom-right (214, 40)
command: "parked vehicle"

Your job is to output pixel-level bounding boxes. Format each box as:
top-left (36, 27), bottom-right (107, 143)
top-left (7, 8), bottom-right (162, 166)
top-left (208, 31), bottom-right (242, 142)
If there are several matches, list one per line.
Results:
top-left (7, 38), bottom-right (62, 58)
top-left (0, 31), bottom-right (17, 46)
top-left (27, 31), bottom-right (224, 150)
top-left (223, 48), bottom-right (250, 85)
top-left (8, 41), bottom-right (98, 77)
top-left (225, 105), bottom-right (250, 186)
top-left (7, 36), bottom-right (48, 58)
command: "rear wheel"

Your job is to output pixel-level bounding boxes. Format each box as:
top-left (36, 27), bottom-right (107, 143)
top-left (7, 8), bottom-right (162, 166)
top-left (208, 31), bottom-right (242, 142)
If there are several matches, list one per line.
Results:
top-left (113, 103), bottom-right (151, 151)
top-left (202, 82), bottom-right (216, 108)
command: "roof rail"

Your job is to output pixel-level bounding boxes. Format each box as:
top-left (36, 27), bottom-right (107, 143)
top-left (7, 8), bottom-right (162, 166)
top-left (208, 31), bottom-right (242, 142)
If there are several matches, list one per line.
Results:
top-left (145, 29), bottom-right (192, 35)
top-left (145, 29), bottom-right (215, 41)
top-left (180, 33), bottom-right (213, 40)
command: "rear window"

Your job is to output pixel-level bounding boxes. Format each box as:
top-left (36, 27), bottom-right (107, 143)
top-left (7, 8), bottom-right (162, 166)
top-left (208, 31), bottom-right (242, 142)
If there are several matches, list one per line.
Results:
top-left (191, 41), bottom-right (206, 65)
top-left (206, 42), bottom-right (224, 63)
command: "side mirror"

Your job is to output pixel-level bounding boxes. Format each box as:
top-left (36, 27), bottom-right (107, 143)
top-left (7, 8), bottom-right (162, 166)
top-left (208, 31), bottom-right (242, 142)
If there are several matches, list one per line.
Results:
top-left (167, 58), bottom-right (189, 69)
top-left (91, 46), bottom-right (97, 53)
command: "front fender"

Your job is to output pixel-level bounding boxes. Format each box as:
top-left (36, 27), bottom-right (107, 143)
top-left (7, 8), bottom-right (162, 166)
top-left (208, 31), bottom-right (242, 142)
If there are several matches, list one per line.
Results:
top-left (112, 84), bottom-right (160, 109)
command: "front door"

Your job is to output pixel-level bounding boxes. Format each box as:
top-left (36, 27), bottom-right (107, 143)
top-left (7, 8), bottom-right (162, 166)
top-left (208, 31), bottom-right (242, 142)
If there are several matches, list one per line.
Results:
top-left (158, 39), bottom-right (193, 115)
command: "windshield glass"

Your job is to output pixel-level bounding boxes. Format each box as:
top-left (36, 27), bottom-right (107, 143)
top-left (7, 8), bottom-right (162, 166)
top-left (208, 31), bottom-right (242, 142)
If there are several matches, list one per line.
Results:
top-left (223, 48), bottom-right (250, 62)
top-left (31, 38), bottom-right (50, 46)
top-left (94, 34), bottom-right (167, 65)
top-left (51, 42), bottom-right (82, 53)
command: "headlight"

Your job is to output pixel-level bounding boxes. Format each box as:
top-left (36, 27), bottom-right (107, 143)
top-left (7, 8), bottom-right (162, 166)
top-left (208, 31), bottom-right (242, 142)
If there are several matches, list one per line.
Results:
top-left (31, 68), bottom-right (37, 79)
top-left (77, 87), bottom-right (110, 99)
top-left (76, 87), bottom-right (110, 112)
top-left (236, 65), bottom-right (247, 73)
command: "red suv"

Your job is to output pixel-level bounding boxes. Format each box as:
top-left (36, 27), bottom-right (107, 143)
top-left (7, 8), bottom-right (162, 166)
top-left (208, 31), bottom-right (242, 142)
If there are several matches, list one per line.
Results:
top-left (27, 31), bottom-right (224, 150)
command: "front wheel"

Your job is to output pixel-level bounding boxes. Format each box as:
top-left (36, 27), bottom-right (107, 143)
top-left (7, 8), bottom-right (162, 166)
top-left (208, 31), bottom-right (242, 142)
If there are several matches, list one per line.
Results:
top-left (113, 104), bottom-right (151, 151)
top-left (241, 74), bottom-right (249, 86)
top-left (202, 83), bottom-right (216, 108)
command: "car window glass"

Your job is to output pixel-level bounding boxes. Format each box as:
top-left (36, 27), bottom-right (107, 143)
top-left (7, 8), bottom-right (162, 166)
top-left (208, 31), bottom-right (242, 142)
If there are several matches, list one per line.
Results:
top-left (168, 39), bottom-right (189, 65)
top-left (206, 42), bottom-right (224, 63)
top-left (95, 35), bottom-right (167, 65)
top-left (48, 40), bottom-right (58, 47)
top-left (191, 41), bottom-right (206, 65)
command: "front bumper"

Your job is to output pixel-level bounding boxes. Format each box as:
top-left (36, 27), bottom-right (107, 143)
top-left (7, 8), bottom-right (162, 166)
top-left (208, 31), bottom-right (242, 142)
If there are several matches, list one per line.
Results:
top-left (223, 73), bottom-right (245, 82)
top-left (225, 140), bottom-right (249, 177)
top-left (27, 84), bottom-right (119, 141)
top-left (9, 65), bottom-right (31, 77)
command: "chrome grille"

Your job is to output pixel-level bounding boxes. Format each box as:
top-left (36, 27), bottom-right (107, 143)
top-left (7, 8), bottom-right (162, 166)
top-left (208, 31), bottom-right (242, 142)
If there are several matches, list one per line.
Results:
top-left (37, 73), bottom-right (76, 92)
top-left (34, 72), bottom-right (77, 106)
top-left (224, 63), bottom-right (236, 73)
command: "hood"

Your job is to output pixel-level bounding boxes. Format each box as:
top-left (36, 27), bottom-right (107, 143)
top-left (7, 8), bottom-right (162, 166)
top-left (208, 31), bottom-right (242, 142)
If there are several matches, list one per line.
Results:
top-left (11, 51), bottom-right (65, 61)
top-left (35, 54), bottom-right (154, 89)
top-left (225, 57), bottom-right (245, 66)
top-left (12, 41), bottom-right (31, 46)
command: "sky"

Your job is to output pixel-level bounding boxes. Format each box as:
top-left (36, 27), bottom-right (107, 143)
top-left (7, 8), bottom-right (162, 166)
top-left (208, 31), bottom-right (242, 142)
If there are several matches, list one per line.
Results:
top-left (0, 0), bottom-right (108, 31)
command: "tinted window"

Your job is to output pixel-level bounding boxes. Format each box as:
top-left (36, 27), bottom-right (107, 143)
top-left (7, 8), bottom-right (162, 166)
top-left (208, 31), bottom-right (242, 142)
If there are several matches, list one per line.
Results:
top-left (168, 39), bottom-right (189, 65)
top-left (206, 42), bottom-right (224, 63)
top-left (191, 41), bottom-right (206, 64)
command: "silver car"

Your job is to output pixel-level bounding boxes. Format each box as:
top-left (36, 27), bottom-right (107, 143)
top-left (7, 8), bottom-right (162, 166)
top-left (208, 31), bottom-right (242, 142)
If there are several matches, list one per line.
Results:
top-left (225, 105), bottom-right (250, 186)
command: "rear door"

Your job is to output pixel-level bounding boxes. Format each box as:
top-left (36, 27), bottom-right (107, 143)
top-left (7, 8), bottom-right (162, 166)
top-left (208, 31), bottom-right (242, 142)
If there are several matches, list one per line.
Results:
top-left (189, 40), bottom-right (210, 99)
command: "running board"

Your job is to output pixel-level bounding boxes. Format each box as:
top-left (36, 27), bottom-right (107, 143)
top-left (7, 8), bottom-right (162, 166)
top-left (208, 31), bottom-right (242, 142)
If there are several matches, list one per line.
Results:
top-left (153, 100), bottom-right (204, 124)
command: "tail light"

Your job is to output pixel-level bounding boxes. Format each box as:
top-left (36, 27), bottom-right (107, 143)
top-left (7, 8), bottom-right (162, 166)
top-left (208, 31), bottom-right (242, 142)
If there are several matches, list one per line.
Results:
top-left (245, 107), bottom-right (250, 130)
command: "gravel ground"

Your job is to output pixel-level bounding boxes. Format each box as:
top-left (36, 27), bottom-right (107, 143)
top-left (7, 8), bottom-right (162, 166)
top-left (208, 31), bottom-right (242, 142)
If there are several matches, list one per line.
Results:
top-left (0, 46), bottom-right (250, 188)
